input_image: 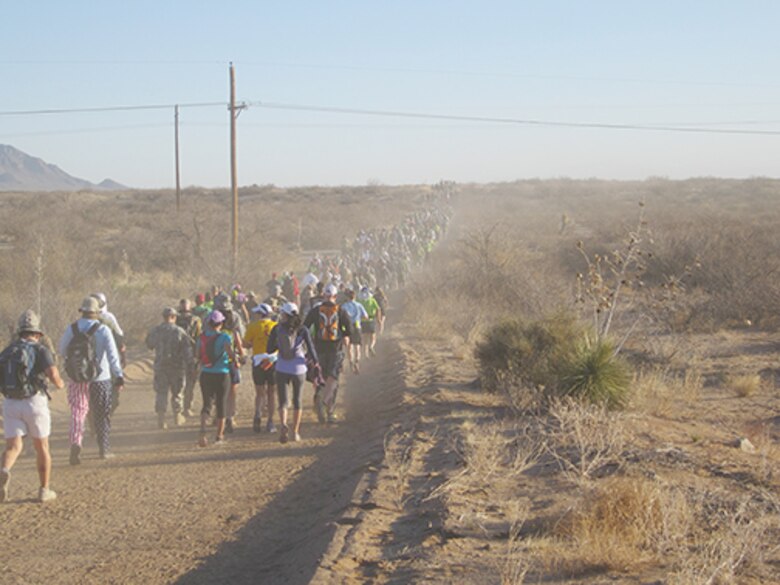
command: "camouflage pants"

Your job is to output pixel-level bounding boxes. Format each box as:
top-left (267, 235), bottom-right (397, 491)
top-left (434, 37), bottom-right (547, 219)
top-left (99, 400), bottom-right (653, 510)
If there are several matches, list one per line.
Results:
top-left (183, 361), bottom-right (201, 411)
top-left (154, 368), bottom-right (184, 414)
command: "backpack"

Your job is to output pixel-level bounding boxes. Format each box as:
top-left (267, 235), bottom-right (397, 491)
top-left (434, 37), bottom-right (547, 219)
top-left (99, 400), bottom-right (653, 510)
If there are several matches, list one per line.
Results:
top-left (64, 322), bottom-right (101, 383)
top-left (198, 333), bottom-right (221, 368)
top-left (0, 340), bottom-right (38, 399)
top-left (317, 303), bottom-right (341, 342)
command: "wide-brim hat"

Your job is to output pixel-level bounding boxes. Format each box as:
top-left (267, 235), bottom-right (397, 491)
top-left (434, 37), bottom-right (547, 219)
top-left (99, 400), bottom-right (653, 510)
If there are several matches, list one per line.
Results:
top-left (80, 296), bottom-right (101, 313)
top-left (17, 309), bottom-right (43, 335)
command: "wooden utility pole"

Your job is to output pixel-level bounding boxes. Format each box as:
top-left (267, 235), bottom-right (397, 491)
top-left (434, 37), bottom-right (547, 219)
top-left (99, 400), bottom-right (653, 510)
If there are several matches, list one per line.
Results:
top-left (174, 104), bottom-right (181, 212)
top-left (229, 63), bottom-right (239, 278)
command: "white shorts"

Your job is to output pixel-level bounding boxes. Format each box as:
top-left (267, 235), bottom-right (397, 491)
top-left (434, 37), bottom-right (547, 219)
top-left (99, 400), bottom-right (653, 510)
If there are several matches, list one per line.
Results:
top-left (2, 393), bottom-right (51, 439)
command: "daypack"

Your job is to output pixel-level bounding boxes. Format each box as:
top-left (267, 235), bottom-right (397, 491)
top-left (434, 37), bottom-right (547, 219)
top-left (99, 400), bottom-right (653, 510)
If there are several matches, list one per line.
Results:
top-left (317, 304), bottom-right (341, 342)
top-left (64, 322), bottom-right (101, 383)
top-left (0, 340), bottom-right (38, 399)
top-left (198, 333), bottom-right (221, 368)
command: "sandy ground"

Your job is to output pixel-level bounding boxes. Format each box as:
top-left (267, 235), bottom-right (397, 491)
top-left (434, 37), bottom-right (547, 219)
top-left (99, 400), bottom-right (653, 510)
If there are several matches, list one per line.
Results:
top-left (0, 316), bottom-right (406, 585)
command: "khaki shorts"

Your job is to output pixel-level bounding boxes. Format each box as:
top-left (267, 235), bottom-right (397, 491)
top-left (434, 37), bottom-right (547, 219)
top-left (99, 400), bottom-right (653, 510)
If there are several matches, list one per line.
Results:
top-left (3, 393), bottom-right (51, 439)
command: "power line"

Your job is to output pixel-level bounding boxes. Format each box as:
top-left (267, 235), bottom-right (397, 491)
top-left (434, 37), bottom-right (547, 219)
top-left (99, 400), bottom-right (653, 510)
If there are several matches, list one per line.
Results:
top-left (0, 102), bottom-right (225, 117)
top-left (3, 98), bottom-right (780, 136)
top-left (249, 101), bottom-right (780, 136)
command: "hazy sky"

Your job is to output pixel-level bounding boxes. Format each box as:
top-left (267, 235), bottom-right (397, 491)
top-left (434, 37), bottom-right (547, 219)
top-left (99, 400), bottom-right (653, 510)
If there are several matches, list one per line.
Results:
top-left (3, 1), bottom-right (780, 188)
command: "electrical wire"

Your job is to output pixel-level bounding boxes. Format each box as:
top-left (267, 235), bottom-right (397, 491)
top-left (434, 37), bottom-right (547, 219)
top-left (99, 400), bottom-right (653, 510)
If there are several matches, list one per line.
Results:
top-left (249, 101), bottom-right (780, 136)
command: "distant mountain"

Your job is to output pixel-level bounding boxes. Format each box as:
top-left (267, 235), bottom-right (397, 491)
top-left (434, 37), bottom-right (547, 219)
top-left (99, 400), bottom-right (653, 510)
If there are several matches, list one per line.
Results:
top-left (0, 144), bottom-right (127, 192)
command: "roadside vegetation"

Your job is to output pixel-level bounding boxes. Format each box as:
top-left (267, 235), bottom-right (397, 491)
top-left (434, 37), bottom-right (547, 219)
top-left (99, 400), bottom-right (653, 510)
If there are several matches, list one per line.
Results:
top-left (397, 178), bottom-right (780, 583)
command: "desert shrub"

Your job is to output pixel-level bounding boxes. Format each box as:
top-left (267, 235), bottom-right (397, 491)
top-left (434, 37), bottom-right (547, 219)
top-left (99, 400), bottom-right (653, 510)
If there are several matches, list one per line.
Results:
top-left (474, 312), bottom-right (583, 395)
top-left (559, 339), bottom-right (632, 409)
top-left (475, 313), bottom-right (632, 408)
top-left (725, 373), bottom-right (761, 398)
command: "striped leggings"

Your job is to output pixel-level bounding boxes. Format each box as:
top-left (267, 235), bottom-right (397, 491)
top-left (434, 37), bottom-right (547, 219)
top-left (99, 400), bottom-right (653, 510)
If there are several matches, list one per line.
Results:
top-left (68, 380), bottom-right (113, 453)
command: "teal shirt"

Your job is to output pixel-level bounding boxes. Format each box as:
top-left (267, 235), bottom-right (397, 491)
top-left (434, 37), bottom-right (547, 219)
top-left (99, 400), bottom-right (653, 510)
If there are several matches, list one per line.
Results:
top-left (198, 331), bottom-right (232, 374)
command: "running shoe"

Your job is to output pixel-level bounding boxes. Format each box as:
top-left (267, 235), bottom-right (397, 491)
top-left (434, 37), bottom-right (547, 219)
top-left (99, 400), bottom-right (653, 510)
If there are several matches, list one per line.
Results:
top-left (225, 418), bottom-right (234, 434)
top-left (327, 412), bottom-right (338, 424)
top-left (0, 470), bottom-right (9, 502)
top-left (100, 450), bottom-right (116, 460)
top-left (198, 433), bottom-right (208, 448)
top-left (280, 424), bottom-right (289, 444)
top-left (38, 487), bottom-right (57, 503)
top-left (175, 412), bottom-right (186, 427)
top-left (293, 432), bottom-right (302, 442)
top-left (266, 421), bottom-right (277, 434)
top-left (214, 436), bottom-right (226, 446)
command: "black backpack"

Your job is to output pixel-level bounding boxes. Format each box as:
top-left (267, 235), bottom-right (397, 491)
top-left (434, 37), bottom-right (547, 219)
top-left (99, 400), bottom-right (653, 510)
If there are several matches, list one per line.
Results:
top-left (64, 322), bottom-right (101, 383)
top-left (0, 340), bottom-right (38, 399)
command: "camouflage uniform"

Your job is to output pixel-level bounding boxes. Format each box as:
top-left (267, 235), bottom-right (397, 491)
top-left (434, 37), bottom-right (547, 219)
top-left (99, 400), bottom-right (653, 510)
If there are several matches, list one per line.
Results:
top-left (176, 311), bottom-right (202, 414)
top-left (145, 322), bottom-right (192, 418)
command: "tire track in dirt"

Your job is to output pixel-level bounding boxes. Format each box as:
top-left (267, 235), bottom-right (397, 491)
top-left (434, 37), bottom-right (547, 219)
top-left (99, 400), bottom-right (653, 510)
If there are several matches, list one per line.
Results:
top-left (174, 339), bottom-right (408, 585)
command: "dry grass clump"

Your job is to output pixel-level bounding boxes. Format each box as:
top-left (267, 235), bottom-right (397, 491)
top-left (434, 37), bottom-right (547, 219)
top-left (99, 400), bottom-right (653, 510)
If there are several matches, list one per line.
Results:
top-left (557, 476), bottom-right (691, 570)
top-left (556, 479), bottom-right (778, 581)
top-left (725, 373), bottom-right (761, 398)
top-left (631, 367), bottom-right (703, 415)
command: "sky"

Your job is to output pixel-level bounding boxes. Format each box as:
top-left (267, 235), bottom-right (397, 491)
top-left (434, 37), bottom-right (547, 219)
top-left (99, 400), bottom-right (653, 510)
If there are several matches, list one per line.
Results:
top-left (3, 1), bottom-right (780, 188)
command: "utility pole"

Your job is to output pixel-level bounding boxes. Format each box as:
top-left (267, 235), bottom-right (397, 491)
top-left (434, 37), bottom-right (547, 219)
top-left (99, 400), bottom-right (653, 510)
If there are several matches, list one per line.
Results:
top-left (174, 104), bottom-right (181, 212)
top-left (229, 63), bottom-right (241, 278)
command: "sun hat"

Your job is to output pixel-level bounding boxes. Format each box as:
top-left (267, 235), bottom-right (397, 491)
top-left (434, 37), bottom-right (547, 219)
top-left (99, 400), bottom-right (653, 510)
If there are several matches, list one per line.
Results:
top-left (90, 292), bottom-right (107, 309)
top-left (80, 296), bottom-right (101, 313)
top-left (17, 310), bottom-right (43, 335)
top-left (208, 310), bottom-right (226, 324)
top-left (280, 302), bottom-right (299, 316)
top-left (252, 303), bottom-right (273, 316)
top-left (324, 283), bottom-right (338, 297)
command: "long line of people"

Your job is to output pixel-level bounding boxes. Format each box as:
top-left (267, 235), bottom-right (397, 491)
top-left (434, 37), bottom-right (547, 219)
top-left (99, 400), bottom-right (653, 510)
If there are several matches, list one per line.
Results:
top-left (0, 196), bottom-right (451, 502)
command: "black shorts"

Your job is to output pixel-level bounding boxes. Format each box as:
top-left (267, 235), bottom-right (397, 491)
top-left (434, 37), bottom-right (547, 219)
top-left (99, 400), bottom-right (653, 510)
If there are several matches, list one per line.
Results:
top-left (318, 348), bottom-right (345, 380)
top-left (252, 365), bottom-right (276, 386)
top-left (362, 320), bottom-right (376, 334)
top-left (350, 328), bottom-right (363, 346)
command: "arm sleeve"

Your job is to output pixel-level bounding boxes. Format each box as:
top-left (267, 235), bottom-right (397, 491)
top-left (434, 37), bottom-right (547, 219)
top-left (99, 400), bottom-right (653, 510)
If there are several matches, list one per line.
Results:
top-left (302, 327), bottom-right (318, 363)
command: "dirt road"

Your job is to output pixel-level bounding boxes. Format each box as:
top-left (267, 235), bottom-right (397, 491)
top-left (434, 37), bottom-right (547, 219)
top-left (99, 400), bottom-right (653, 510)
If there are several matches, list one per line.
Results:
top-left (0, 324), bottom-right (406, 585)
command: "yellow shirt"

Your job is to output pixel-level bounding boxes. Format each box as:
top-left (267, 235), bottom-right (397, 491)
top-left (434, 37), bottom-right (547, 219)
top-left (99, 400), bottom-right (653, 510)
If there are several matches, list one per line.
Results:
top-left (243, 318), bottom-right (276, 355)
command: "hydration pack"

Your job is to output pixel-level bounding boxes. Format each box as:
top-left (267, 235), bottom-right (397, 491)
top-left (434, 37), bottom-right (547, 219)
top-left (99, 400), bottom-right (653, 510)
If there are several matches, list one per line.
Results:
top-left (64, 322), bottom-right (101, 383)
top-left (0, 340), bottom-right (37, 399)
top-left (317, 304), bottom-right (340, 342)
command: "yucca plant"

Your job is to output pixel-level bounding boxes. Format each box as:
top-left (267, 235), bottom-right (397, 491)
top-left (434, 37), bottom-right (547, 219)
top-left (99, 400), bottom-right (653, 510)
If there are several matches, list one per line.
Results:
top-left (559, 338), bottom-right (632, 409)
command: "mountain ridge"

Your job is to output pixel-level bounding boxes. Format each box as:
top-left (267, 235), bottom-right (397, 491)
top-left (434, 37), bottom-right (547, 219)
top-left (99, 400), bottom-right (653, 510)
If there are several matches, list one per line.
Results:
top-left (0, 144), bottom-right (127, 192)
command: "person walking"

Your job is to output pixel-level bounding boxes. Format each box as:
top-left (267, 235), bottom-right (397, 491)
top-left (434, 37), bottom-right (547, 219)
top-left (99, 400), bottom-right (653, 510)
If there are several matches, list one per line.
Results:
top-left (243, 303), bottom-right (277, 433)
top-left (267, 303), bottom-right (318, 443)
top-left (197, 310), bottom-right (234, 447)
top-left (357, 286), bottom-right (382, 357)
top-left (304, 283), bottom-right (351, 424)
top-left (213, 294), bottom-right (245, 433)
top-left (340, 288), bottom-right (368, 374)
top-left (60, 297), bottom-right (124, 463)
top-left (176, 299), bottom-right (202, 417)
top-left (0, 311), bottom-right (64, 503)
top-left (145, 307), bottom-right (193, 429)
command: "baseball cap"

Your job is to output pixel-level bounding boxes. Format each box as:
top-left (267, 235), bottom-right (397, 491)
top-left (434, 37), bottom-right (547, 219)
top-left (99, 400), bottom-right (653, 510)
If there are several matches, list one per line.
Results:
top-left (162, 307), bottom-right (177, 318)
top-left (280, 302), bottom-right (299, 316)
top-left (324, 283), bottom-right (338, 297)
top-left (252, 303), bottom-right (272, 316)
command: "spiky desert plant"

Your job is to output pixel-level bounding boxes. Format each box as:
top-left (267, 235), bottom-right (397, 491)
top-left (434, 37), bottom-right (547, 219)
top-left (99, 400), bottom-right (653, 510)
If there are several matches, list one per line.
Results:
top-left (559, 338), bottom-right (632, 408)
